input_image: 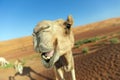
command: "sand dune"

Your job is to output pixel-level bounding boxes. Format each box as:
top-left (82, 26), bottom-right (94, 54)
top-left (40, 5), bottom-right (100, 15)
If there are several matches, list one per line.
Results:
top-left (0, 18), bottom-right (120, 80)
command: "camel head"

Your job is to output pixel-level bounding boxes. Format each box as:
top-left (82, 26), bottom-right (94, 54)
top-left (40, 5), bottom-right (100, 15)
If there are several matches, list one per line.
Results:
top-left (32, 15), bottom-right (74, 68)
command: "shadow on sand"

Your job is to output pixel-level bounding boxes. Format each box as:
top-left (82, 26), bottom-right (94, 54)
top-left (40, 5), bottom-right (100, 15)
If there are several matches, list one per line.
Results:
top-left (9, 66), bottom-right (53, 80)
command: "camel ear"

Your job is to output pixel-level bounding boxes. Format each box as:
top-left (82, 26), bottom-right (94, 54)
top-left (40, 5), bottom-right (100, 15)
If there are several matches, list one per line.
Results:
top-left (64, 15), bottom-right (74, 34)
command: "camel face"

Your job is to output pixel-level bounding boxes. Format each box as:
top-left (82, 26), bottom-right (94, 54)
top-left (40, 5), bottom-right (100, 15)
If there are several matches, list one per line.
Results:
top-left (33, 16), bottom-right (74, 68)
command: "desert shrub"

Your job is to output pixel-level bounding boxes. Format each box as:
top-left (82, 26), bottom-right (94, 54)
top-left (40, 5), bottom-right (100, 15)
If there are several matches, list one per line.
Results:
top-left (74, 44), bottom-right (80, 48)
top-left (82, 47), bottom-right (89, 54)
top-left (90, 37), bottom-right (100, 42)
top-left (74, 37), bottom-right (100, 47)
top-left (74, 40), bottom-right (84, 46)
top-left (101, 36), bottom-right (107, 39)
top-left (0, 63), bottom-right (14, 69)
top-left (118, 32), bottom-right (120, 34)
top-left (22, 59), bottom-right (26, 66)
top-left (109, 38), bottom-right (120, 44)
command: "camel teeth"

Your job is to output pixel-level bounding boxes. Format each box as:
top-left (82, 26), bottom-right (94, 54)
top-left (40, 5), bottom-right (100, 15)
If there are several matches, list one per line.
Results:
top-left (47, 57), bottom-right (51, 59)
top-left (42, 55), bottom-right (47, 60)
top-left (42, 55), bottom-right (51, 60)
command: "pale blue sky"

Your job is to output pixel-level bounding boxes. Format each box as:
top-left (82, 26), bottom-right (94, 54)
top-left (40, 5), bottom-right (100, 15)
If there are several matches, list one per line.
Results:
top-left (0, 0), bottom-right (120, 41)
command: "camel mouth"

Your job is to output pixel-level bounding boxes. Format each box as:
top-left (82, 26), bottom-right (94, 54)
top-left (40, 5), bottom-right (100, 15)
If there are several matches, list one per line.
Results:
top-left (41, 50), bottom-right (54, 63)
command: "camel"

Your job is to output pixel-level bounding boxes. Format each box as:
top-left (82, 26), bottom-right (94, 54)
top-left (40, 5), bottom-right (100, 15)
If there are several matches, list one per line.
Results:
top-left (14, 59), bottom-right (23, 74)
top-left (32, 15), bottom-right (76, 80)
top-left (0, 57), bottom-right (9, 67)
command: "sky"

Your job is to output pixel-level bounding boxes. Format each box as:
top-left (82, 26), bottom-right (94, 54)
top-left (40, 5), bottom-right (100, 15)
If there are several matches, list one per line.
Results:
top-left (0, 0), bottom-right (120, 41)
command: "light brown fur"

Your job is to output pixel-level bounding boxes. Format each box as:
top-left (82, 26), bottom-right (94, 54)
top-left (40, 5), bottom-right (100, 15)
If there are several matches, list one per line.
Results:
top-left (14, 59), bottom-right (23, 74)
top-left (32, 15), bottom-right (76, 80)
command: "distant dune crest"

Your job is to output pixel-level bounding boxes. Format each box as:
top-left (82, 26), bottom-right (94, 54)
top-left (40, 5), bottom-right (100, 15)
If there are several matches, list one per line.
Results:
top-left (73, 18), bottom-right (120, 34)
